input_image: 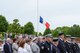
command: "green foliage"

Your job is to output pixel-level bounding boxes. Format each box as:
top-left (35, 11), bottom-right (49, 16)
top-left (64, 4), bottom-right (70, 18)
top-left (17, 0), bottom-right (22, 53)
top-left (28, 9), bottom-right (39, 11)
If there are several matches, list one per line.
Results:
top-left (43, 28), bottom-right (51, 35)
top-left (52, 27), bottom-right (62, 37)
top-left (19, 26), bottom-right (24, 34)
top-left (24, 22), bottom-right (34, 35)
top-left (51, 25), bottom-right (80, 37)
top-left (12, 33), bottom-right (15, 38)
top-left (0, 15), bottom-right (8, 32)
top-left (52, 30), bottom-right (58, 37)
top-left (61, 26), bottom-right (70, 35)
top-left (69, 24), bottom-right (80, 37)
top-left (38, 32), bottom-right (43, 36)
top-left (34, 32), bottom-right (38, 36)
top-left (7, 19), bottom-right (21, 33)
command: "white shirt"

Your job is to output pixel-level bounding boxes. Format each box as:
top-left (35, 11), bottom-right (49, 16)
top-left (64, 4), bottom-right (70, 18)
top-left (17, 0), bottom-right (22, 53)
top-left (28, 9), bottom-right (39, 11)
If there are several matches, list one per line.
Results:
top-left (24, 43), bottom-right (32, 53)
top-left (0, 44), bottom-right (4, 52)
top-left (18, 47), bottom-right (27, 53)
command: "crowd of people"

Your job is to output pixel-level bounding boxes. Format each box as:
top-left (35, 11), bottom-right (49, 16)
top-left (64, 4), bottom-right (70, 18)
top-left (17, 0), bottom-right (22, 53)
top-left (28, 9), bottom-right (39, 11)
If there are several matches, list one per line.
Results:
top-left (0, 32), bottom-right (80, 53)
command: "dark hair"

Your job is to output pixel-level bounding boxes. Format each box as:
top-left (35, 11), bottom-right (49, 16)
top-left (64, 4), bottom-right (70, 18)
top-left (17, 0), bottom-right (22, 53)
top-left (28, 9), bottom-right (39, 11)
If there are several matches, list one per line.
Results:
top-left (26, 39), bottom-right (31, 43)
top-left (13, 38), bottom-right (17, 43)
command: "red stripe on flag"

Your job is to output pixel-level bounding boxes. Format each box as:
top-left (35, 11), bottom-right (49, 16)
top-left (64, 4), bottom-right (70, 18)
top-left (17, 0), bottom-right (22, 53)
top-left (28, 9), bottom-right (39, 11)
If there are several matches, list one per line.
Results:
top-left (45, 22), bottom-right (50, 29)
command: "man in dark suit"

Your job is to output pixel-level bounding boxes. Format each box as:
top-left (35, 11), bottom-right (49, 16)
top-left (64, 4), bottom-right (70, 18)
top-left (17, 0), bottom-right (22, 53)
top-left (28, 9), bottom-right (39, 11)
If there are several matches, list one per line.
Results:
top-left (57, 32), bottom-right (67, 53)
top-left (52, 38), bottom-right (60, 53)
top-left (43, 34), bottom-right (53, 53)
top-left (4, 38), bottom-right (13, 53)
top-left (71, 37), bottom-right (80, 53)
top-left (65, 35), bottom-right (74, 53)
top-left (37, 36), bottom-right (46, 53)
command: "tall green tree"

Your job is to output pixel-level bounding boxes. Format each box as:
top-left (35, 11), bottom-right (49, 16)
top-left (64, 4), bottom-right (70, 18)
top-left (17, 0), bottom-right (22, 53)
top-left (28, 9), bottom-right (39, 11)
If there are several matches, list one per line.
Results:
top-left (62, 26), bottom-right (70, 35)
top-left (24, 22), bottom-right (34, 35)
top-left (43, 28), bottom-right (51, 35)
top-left (0, 15), bottom-right (8, 32)
top-left (19, 26), bottom-right (24, 34)
top-left (13, 19), bottom-right (19, 24)
top-left (52, 27), bottom-right (62, 37)
top-left (7, 19), bottom-right (21, 33)
top-left (69, 24), bottom-right (80, 37)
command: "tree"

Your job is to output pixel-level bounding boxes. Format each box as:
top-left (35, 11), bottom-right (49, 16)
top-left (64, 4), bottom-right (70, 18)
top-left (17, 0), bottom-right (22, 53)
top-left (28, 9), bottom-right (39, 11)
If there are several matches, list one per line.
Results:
top-left (52, 27), bottom-right (62, 37)
top-left (24, 22), bottom-right (34, 35)
top-left (0, 15), bottom-right (8, 32)
top-left (52, 25), bottom-right (80, 37)
top-left (7, 19), bottom-right (21, 33)
top-left (62, 26), bottom-right (70, 35)
top-left (13, 19), bottom-right (19, 24)
top-left (69, 24), bottom-right (80, 37)
top-left (19, 26), bottom-right (24, 34)
top-left (38, 32), bottom-right (43, 36)
top-left (43, 28), bottom-right (51, 35)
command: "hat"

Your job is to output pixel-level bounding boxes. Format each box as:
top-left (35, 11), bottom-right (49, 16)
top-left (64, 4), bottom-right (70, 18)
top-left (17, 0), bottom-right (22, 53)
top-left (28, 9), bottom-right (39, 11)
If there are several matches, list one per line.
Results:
top-left (53, 38), bottom-right (58, 42)
top-left (38, 36), bottom-right (43, 38)
top-left (58, 32), bottom-right (64, 36)
top-left (46, 34), bottom-right (53, 38)
top-left (66, 35), bottom-right (71, 38)
top-left (32, 37), bottom-right (37, 41)
top-left (71, 37), bottom-right (77, 39)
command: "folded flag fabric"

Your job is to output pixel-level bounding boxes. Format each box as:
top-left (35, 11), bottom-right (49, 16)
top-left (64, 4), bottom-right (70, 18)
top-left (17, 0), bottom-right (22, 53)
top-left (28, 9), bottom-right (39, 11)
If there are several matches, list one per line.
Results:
top-left (45, 22), bottom-right (50, 29)
top-left (39, 16), bottom-right (43, 23)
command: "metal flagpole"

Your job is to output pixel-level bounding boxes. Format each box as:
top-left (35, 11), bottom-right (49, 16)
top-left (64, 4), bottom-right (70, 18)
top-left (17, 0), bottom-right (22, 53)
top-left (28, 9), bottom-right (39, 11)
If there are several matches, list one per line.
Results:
top-left (37, 0), bottom-right (39, 36)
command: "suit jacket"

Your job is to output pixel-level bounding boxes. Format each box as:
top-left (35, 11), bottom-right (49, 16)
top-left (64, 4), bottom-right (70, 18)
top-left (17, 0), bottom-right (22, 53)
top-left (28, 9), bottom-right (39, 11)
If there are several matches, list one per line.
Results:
top-left (43, 41), bottom-right (53, 53)
top-left (52, 44), bottom-right (60, 53)
top-left (37, 42), bottom-right (46, 53)
top-left (4, 43), bottom-right (13, 53)
top-left (57, 39), bottom-right (67, 53)
top-left (71, 43), bottom-right (80, 53)
top-left (65, 42), bottom-right (74, 53)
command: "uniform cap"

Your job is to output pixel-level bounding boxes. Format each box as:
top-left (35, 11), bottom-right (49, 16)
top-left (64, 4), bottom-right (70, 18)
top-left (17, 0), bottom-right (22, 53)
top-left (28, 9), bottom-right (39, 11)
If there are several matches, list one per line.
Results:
top-left (66, 35), bottom-right (71, 38)
top-left (46, 34), bottom-right (53, 38)
top-left (58, 32), bottom-right (64, 36)
top-left (71, 37), bottom-right (77, 39)
top-left (53, 37), bottom-right (58, 42)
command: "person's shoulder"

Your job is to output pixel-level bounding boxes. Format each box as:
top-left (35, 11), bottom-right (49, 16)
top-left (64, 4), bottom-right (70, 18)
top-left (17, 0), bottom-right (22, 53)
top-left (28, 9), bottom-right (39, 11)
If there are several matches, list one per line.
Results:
top-left (12, 43), bottom-right (16, 45)
top-left (4, 43), bottom-right (8, 46)
top-left (18, 47), bottom-right (24, 53)
top-left (18, 47), bottom-right (22, 50)
top-left (43, 41), bottom-right (49, 46)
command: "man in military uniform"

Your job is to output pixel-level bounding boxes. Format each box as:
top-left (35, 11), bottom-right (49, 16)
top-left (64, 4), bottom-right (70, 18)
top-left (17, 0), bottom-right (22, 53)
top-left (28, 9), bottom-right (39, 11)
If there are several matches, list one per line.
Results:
top-left (64, 35), bottom-right (74, 53)
top-left (43, 34), bottom-right (53, 53)
top-left (37, 36), bottom-right (46, 53)
top-left (71, 37), bottom-right (80, 53)
top-left (52, 38), bottom-right (60, 53)
top-left (57, 32), bottom-right (67, 53)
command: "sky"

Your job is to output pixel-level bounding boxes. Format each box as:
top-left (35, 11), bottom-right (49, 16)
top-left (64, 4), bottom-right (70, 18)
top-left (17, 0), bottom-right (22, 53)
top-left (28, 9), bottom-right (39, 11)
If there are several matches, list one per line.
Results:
top-left (0, 0), bottom-right (80, 32)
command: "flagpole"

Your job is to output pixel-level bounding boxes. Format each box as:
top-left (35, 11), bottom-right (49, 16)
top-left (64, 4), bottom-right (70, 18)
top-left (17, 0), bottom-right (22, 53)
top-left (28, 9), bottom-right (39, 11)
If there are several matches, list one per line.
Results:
top-left (37, 0), bottom-right (39, 36)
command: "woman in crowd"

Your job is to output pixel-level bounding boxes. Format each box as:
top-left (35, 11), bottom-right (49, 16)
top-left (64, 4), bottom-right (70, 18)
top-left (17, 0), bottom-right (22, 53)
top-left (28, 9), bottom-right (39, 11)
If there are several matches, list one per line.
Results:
top-left (12, 38), bottom-right (18, 53)
top-left (18, 38), bottom-right (27, 53)
top-left (24, 39), bottom-right (32, 53)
